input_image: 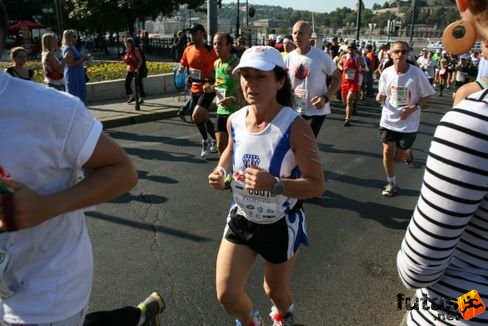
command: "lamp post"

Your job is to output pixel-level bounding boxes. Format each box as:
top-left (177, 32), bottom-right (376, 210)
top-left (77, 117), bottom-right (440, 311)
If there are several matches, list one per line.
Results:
top-left (246, 0), bottom-right (249, 27)
top-left (409, 0), bottom-right (416, 44)
top-left (355, 0), bottom-right (362, 42)
top-left (236, 0), bottom-right (240, 38)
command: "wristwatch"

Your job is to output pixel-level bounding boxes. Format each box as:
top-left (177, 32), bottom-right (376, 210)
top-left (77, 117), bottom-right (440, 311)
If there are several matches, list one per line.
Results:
top-left (272, 178), bottom-right (285, 196)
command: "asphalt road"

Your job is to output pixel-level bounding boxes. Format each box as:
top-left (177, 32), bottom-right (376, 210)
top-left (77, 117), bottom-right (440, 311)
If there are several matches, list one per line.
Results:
top-left (85, 89), bottom-right (453, 325)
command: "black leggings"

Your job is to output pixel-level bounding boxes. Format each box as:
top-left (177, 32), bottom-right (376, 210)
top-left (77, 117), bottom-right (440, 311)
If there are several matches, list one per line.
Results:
top-left (125, 71), bottom-right (145, 97)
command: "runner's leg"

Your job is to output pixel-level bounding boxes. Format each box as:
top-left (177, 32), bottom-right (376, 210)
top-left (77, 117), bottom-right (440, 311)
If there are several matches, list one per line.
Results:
top-left (216, 239), bottom-right (258, 326)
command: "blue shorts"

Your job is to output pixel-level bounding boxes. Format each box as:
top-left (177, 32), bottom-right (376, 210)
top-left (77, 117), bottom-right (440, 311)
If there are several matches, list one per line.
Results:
top-left (223, 204), bottom-right (309, 264)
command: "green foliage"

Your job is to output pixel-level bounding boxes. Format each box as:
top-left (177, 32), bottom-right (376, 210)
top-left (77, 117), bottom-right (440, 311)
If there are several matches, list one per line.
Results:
top-left (0, 60), bottom-right (176, 84)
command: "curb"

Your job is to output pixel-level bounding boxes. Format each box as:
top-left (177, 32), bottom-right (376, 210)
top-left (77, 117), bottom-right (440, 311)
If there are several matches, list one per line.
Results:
top-left (100, 108), bottom-right (179, 129)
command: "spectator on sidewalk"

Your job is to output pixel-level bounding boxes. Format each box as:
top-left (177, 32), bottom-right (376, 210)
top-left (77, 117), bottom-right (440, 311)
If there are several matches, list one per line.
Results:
top-left (62, 29), bottom-right (91, 102)
top-left (4, 46), bottom-right (34, 80)
top-left (41, 32), bottom-right (65, 91)
top-left (123, 37), bottom-right (145, 105)
top-left (175, 30), bottom-right (187, 62)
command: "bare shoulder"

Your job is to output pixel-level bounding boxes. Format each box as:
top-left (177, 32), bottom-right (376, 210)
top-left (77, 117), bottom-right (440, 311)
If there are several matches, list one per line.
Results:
top-left (453, 81), bottom-right (482, 106)
top-left (290, 116), bottom-right (316, 149)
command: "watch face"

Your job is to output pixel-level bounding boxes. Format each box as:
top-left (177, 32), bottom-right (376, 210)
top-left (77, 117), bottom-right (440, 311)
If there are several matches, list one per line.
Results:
top-left (273, 181), bottom-right (284, 195)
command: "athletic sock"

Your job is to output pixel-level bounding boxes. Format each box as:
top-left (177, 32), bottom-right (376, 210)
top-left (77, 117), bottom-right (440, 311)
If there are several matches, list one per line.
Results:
top-left (387, 176), bottom-right (396, 186)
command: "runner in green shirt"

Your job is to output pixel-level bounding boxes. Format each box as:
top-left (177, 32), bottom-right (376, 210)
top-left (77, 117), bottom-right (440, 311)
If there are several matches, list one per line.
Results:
top-left (213, 32), bottom-right (240, 155)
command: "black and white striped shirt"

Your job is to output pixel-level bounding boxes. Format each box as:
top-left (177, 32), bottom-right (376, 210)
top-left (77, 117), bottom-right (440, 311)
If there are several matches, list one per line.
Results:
top-left (397, 88), bottom-right (488, 325)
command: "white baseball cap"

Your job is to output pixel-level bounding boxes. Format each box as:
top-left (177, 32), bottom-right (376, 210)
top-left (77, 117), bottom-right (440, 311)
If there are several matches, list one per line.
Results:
top-left (232, 46), bottom-right (285, 74)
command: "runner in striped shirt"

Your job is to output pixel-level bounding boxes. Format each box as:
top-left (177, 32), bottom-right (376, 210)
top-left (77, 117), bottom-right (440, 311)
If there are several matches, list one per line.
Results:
top-left (397, 2), bottom-right (488, 323)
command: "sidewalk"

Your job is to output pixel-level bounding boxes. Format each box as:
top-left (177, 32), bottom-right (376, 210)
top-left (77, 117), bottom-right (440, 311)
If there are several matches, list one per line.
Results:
top-left (87, 92), bottom-right (188, 128)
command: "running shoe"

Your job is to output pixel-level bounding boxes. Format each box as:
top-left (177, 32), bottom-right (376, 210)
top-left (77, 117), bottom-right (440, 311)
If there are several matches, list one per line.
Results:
top-left (209, 139), bottom-right (218, 153)
top-left (382, 182), bottom-right (398, 197)
top-left (127, 96), bottom-right (135, 104)
top-left (137, 292), bottom-right (165, 326)
top-left (201, 139), bottom-right (209, 158)
top-left (344, 119), bottom-right (351, 127)
top-left (270, 305), bottom-right (294, 326)
top-left (236, 309), bottom-right (263, 326)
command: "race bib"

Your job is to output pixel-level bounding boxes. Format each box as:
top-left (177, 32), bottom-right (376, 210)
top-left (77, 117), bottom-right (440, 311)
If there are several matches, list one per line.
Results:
top-left (189, 68), bottom-right (202, 82)
top-left (345, 68), bottom-right (356, 80)
top-left (231, 173), bottom-right (281, 221)
top-left (390, 85), bottom-right (409, 108)
top-left (215, 88), bottom-right (226, 103)
top-left (293, 88), bottom-right (308, 114)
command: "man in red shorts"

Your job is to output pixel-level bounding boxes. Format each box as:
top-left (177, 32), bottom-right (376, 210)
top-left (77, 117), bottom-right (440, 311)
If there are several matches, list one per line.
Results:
top-left (338, 43), bottom-right (362, 126)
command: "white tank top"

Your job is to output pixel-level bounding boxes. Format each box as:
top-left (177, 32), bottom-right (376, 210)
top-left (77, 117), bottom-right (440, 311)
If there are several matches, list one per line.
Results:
top-left (230, 105), bottom-right (300, 224)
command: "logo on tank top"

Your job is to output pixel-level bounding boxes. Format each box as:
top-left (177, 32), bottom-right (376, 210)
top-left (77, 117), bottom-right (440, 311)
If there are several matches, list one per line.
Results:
top-left (242, 154), bottom-right (260, 168)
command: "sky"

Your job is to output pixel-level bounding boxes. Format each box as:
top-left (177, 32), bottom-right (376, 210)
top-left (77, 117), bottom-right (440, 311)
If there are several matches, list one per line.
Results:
top-left (223, 0), bottom-right (389, 13)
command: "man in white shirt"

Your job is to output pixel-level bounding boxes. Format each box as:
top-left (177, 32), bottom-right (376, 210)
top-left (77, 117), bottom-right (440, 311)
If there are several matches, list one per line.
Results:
top-left (376, 41), bottom-right (435, 197)
top-left (284, 20), bottom-right (341, 137)
top-left (416, 48), bottom-right (435, 84)
top-left (0, 2), bottom-right (164, 325)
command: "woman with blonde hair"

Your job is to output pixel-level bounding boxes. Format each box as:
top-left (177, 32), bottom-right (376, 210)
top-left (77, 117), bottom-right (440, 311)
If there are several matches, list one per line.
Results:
top-left (41, 32), bottom-right (65, 90)
top-left (5, 46), bottom-right (34, 80)
top-left (62, 29), bottom-right (91, 101)
top-left (397, 0), bottom-right (488, 325)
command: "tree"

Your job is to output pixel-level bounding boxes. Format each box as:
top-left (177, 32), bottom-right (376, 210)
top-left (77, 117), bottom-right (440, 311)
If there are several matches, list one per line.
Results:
top-left (4, 0), bottom-right (46, 22)
top-left (66, 0), bottom-right (205, 35)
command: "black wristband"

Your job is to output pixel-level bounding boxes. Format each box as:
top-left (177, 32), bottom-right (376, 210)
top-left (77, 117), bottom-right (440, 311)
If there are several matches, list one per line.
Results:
top-left (322, 95), bottom-right (329, 103)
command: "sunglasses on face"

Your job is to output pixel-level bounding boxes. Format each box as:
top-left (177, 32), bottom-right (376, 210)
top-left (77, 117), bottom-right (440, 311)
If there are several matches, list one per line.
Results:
top-left (392, 49), bottom-right (408, 55)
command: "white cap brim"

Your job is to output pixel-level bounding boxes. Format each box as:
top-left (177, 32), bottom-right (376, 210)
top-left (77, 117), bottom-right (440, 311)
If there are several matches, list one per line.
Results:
top-left (232, 59), bottom-right (276, 74)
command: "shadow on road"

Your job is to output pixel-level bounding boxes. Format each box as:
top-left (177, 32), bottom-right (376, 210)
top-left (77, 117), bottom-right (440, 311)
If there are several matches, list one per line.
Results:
top-left (308, 190), bottom-right (413, 230)
top-left (87, 211), bottom-right (214, 242)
